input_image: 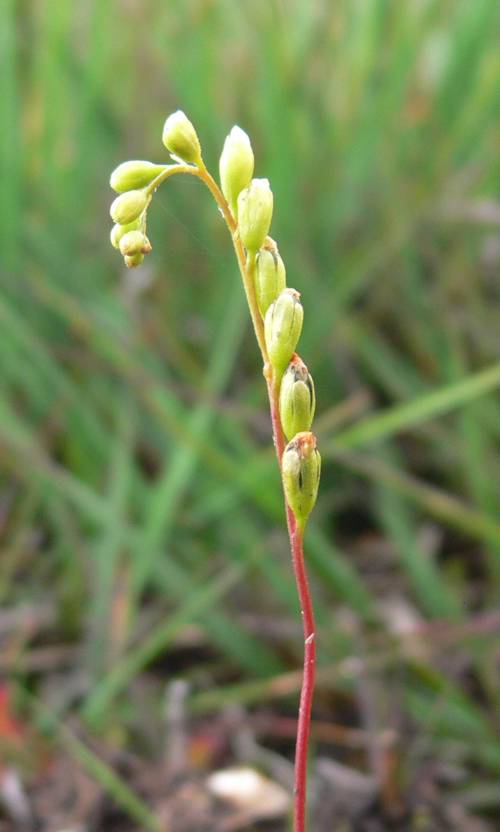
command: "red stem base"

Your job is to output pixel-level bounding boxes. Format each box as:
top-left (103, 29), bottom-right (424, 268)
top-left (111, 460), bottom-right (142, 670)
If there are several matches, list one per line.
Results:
top-left (288, 514), bottom-right (316, 832)
top-left (268, 379), bottom-right (316, 832)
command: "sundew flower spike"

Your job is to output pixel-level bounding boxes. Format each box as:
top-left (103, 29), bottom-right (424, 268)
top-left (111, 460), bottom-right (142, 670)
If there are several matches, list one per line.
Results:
top-left (107, 116), bottom-right (321, 830)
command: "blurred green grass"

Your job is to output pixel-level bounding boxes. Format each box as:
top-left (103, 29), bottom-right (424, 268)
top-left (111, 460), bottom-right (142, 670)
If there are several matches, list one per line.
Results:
top-left (2, 0), bottom-right (500, 823)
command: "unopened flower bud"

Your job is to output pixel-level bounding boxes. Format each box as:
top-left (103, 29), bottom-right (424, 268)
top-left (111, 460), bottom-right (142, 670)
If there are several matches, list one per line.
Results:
top-left (237, 178), bottom-right (273, 253)
top-left (282, 432), bottom-right (321, 527)
top-left (280, 355), bottom-right (316, 440)
top-left (110, 190), bottom-right (149, 225)
top-left (110, 224), bottom-right (122, 250)
top-left (124, 252), bottom-right (144, 268)
top-left (219, 126), bottom-right (254, 215)
top-left (110, 219), bottom-right (141, 250)
top-left (264, 288), bottom-right (303, 375)
top-left (110, 160), bottom-right (166, 193)
top-left (162, 110), bottom-right (202, 165)
top-left (119, 230), bottom-right (152, 257)
top-left (255, 247), bottom-right (286, 317)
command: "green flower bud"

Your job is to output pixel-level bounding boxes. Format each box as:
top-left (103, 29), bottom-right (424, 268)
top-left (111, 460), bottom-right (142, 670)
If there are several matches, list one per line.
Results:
top-left (255, 246), bottom-right (286, 317)
top-left (110, 190), bottom-right (149, 225)
top-left (279, 355), bottom-right (316, 441)
top-left (264, 288), bottom-right (303, 376)
top-left (124, 252), bottom-right (144, 268)
top-left (219, 126), bottom-right (254, 216)
top-left (119, 230), bottom-right (152, 257)
top-left (110, 160), bottom-right (166, 193)
top-left (110, 224), bottom-right (122, 250)
top-left (282, 432), bottom-right (321, 527)
top-left (237, 178), bottom-right (273, 253)
top-left (110, 219), bottom-right (141, 250)
top-left (162, 110), bottom-right (202, 165)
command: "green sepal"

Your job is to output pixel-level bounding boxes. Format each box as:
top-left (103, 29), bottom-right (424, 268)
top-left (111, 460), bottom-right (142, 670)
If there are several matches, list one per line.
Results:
top-left (255, 245), bottom-right (286, 317)
top-left (264, 288), bottom-right (303, 377)
top-left (280, 355), bottom-right (315, 440)
top-left (237, 178), bottom-right (273, 253)
top-left (282, 432), bottom-right (321, 527)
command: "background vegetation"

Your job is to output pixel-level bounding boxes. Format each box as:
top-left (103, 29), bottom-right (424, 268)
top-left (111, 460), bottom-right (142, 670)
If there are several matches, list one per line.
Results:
top-left (2, 0), bottom-right (500, 828)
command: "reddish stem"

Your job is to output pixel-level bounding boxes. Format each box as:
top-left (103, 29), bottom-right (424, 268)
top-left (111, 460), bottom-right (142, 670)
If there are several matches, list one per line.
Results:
top-left (268, 381), bottom-right (316, 832)
top-left (289, 522), bottom-right (316, 832)
top-left (153, 165), bottom-right (317, 830)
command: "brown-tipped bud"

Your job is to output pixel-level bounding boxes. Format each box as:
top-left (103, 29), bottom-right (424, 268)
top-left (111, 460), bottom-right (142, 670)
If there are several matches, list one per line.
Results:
top-left (162, 110), bottom-right (202, 165)
top-left (124, 252), bottom-right (144, 268)
top-left (110, 160), bottom-right (166, 193)
top-left (262, 236), bottom-right (278, 254)
top-left (219, 126), bottom-right (254, 216)
top-left (264, 288), bottom-right (303, 376)
top-left (282, 432), bottom-right (321, 527)
top-left (255, 247), bottom-right (286, 317)
top-left (119, 230), bottom-right (152, 257)
top-left (110, 219), bottom-right (141, 250)
top-left (110, 190), bottom-right (149, 225)
top-left (237, 178), bottom-right (273, 253)
top-left (279, 355), bottom-right (315, 440)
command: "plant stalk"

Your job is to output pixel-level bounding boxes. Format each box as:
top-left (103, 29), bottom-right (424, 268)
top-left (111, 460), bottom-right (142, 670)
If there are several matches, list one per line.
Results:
top-left (288, 520), bottom-right (316, 832)
top-left (269, 378), bottom-right (316, 832)
top-left (153, 160), bottom-right (316, 830)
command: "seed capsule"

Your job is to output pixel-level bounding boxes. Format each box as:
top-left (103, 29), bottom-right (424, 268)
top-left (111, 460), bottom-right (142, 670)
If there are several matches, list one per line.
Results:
top-left (219, 126), bottom-right (254, 216)
top-left (162, 110), bottom-right (202, 165)
top-left (237, 178), bottom-right (273, 253)
top-left (110, 190), bottom-right (149, 225)
top-left (255, 246), bottom-right (286, 317)
top-left (119, 230), bottom-right (152, 257)
top-left (110, 160), bottom-right (166, 193)
top-left (264, 288), bottom-right (303, 376)
top-left (280, 355), bottom-right (315, 440)
top-left (282, 432), bottom-right (321, 527)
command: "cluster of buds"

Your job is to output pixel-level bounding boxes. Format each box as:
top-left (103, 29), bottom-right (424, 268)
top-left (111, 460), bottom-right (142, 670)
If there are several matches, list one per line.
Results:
top-left (108, 110), bottom-right (321, 527)
top-left (219, 125), bottom-right (321, 527)
top-left (109, 111), bottom-right (202, 267)
top-left (109, 164), bottom-right (157, 268)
